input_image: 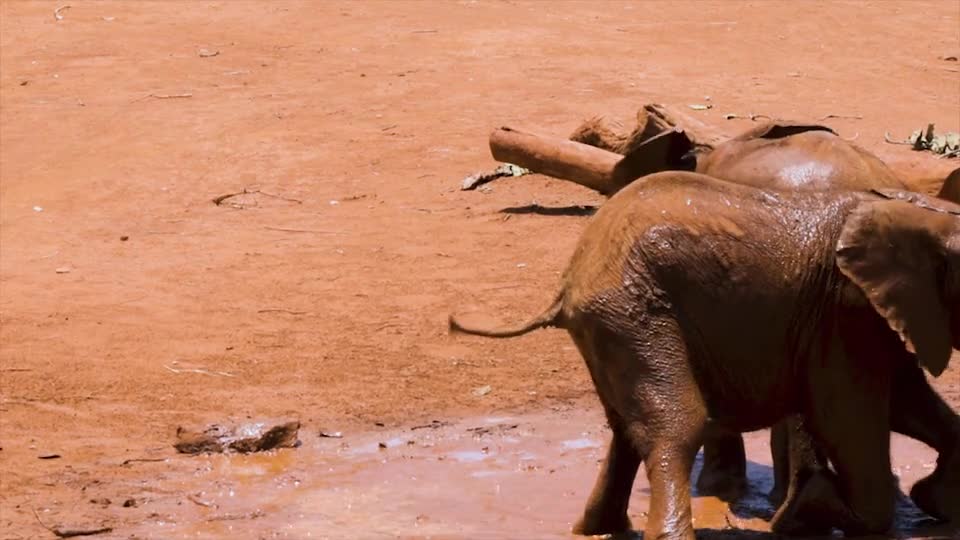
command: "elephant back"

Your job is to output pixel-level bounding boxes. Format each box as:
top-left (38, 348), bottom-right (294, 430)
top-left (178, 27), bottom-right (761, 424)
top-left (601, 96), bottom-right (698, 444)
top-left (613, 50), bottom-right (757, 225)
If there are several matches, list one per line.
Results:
top-left (696, 123), bottom-right (904, 192)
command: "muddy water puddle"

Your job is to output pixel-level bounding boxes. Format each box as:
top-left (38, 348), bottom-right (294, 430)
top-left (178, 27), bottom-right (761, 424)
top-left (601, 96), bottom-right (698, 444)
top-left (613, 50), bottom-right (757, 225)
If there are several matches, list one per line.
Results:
top-left (61, 409), bottom-right (956, 539)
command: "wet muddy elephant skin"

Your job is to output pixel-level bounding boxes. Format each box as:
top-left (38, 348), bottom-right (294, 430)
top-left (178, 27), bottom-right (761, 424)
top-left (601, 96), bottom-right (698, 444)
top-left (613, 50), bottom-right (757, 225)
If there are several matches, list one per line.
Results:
top-left (607, 122), bottom-right (960, 200)
top-left (616, 122), bottom-right (960, 518)
top-left (451, 172), bottom-right (960, 539)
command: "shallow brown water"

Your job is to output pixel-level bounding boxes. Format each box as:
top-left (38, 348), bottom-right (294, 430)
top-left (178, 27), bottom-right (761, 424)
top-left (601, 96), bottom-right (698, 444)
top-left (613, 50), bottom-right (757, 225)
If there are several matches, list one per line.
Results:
top-left (57, 408), bottom-right (950, 539)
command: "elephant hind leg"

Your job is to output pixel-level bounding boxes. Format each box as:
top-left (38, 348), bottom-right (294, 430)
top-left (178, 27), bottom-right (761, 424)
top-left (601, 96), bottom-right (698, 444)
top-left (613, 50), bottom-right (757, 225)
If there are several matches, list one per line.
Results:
top-left (571, 313), bottom-right (706, 540)
top-left (643, 431), bottom-right (705, 540)
top-left (621, 320), bottom-right (706, 540)
top-left (569, 328), bottom-right (645, 536)
top-left (696, 424), bottom-right (747, 502)
top-left (572, 414), bottom-right (642, 536)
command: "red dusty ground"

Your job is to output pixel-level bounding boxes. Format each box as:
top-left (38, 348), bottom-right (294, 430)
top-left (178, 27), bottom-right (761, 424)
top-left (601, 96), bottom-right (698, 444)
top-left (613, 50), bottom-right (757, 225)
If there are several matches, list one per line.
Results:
top-left (1, 1), bottom-right (958, 538)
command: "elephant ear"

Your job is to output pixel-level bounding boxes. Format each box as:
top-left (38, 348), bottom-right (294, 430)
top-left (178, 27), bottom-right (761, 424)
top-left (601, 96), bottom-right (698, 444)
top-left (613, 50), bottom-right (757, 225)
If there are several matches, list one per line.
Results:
top-left (836, 199), bottom-right (953, 376)
top-left (936, 167), bottom-right (960, 204)
top-left (610, 128), bottom-right (695, 189)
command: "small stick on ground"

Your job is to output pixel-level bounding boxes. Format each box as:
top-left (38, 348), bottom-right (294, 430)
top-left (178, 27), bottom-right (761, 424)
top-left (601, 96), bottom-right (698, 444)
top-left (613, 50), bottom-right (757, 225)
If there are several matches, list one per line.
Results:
top-left (212, 189), bottom-right (254, 206)
top-left (120, 457), bottom-right (168, 466)
top-left (263, 226), bottom-right (345, 235)
top-left (31, 508), bottom-right (112, 538)
top-left (188, 494), bottom-right (216, 508)
top-left (884, 132), bottom-right (913, 145)
top-left (723, 113), bottom-right (772, 121)
top-left (818, 114), bottom-right (863, 120)
top-left (148, 93), bottom-right (193, 99)
top-left (205, 509), bottom-right (265, 522)
top-left (163, 365), bottom-right (235, 378)
top-left (132, 93), bottom-right (193, 103)
top-left (256, 190), bottom-right (303, 204)
top-left (212, 188), bottom-right (302, 206)
top-left (54, 5), bottom-right (70, 20)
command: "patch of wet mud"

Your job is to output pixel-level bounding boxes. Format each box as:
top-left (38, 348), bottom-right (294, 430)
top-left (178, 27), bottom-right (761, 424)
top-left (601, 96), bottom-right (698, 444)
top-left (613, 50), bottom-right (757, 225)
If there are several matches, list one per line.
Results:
top-left (94, 408), bottom-right (956, 539)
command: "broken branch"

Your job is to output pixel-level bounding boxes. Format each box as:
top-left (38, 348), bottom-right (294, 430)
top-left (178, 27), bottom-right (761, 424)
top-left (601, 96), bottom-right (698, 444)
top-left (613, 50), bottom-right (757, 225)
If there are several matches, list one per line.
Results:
top-left (163, 365), bottom-right (235, 378)
top-left (263, 226), bottom-right (345, 234)
top-left (120, 457), bottom-right (168, 466)
top-left (489, 126), bottom-right (621, 193)
top-left (257, 308), bottom-right (309, 315)
top-left (884, 132), bottom-right (913, 145)
top-left (188, 494), bottom-right (216, 508)
top-left (256, 190), bottom-right (303, 204)
top-left (818, 114), bottom-right (863, 120)
top-left (148, 93), bottom-right (193, 99)
top-left (213, 188), bottom-right (303, 206)
top-left (32, 508), bottom-right (112, 538)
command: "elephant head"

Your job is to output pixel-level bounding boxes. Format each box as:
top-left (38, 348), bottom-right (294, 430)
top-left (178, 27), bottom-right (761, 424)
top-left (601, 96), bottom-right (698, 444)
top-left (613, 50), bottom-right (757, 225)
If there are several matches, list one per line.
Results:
top-left (836, 191), bottom-right (960, 376)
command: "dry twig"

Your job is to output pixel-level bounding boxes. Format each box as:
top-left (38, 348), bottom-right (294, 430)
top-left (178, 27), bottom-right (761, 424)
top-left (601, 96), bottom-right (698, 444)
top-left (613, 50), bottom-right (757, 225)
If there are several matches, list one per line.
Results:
top-left (149, 93), bottom-right (193, 99)
top-left (212, 188), bottom-right (302, 207)
top-left (120, 457), bottom-right (168, 466)
top-left (54, 5), bottom-right (70, 20)
top-left (205, 509), bottom-right (265, 522)
top-left (884, 132), bottom-right (913, 145)
top-left (723, 113), bottom-right (772, 121)
top-left (31, 508), bottom-right (112, 538)
top-left (133, 93), bottom-right (193, 103)
top-left (818, 114), bottom-right (863, 120)
top-left (257, 308), bottom-right (309, 315)
top-left (263, 226), bottom-right (345, 235)
top-left (187, 494), bottom-right (216, 507)
top-left (163, 365), bottom-right (235, 378)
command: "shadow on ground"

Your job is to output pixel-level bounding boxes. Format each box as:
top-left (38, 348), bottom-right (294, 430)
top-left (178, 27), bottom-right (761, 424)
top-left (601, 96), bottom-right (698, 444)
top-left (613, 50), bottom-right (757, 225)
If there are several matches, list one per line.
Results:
top-left (501, 203), bottom-right (598, 217)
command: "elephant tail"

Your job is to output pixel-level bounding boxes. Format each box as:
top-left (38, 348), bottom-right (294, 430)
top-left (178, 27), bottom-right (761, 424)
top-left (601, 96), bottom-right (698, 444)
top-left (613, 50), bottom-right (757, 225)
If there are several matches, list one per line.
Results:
top-left (448, 292), bottom-right (565, 338)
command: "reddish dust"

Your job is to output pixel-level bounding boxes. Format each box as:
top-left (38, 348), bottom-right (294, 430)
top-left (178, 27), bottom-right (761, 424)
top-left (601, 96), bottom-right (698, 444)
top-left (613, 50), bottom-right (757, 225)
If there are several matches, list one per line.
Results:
top-left (1, 1), bottom-right (958, 538)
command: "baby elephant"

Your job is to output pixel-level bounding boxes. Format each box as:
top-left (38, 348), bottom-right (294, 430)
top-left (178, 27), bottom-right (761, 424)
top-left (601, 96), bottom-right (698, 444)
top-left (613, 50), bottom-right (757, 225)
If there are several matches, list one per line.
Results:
top-left (451, 172), bottom-right (960, 539)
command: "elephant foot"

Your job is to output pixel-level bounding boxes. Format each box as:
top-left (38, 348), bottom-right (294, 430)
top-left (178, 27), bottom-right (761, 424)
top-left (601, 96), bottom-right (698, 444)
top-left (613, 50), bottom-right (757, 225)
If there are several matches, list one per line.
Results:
top-left (572, 512), bottom-right (632, 537)
top-left (770, 471), bottom-right (844, 537)
top-left (768, 484), bottom-right (787, 508)
top-left (695, 467), bottom-right (747, 502)
top-left (911, 472), bottom-right (960, 523)
top-left (696, 429), bottom-right (747, 502)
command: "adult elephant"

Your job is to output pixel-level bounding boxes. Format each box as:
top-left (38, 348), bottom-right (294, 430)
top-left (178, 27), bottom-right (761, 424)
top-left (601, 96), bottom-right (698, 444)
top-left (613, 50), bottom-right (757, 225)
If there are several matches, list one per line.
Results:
top-left (577, 120), bottom-right (960, 200)
top-left (450, 172), bottom-right (960, 539)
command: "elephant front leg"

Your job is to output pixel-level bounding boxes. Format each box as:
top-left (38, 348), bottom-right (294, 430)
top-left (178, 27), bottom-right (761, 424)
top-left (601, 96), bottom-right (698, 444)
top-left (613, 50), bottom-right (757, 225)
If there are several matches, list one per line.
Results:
top-left (769, 416), bottom-right (834, 536)
top-left (696, 424), bottom-right (747, 501)
top-left (802, 388), bottom-right (897, 535)
top-left (911, 448), bottom-right (960, 524)
top-left (890, 361), bottom-right (960, 523)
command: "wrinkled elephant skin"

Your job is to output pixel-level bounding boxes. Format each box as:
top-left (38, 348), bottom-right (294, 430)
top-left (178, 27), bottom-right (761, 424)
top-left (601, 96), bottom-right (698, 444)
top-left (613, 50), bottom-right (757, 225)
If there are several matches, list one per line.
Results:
top-left (451, 172), bottom-right (960, 539)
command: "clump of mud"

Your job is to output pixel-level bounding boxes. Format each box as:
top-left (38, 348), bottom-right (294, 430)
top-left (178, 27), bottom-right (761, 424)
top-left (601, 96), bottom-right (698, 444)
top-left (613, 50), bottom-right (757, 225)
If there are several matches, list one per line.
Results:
top-left (174, 420), bottom-right (300, 454)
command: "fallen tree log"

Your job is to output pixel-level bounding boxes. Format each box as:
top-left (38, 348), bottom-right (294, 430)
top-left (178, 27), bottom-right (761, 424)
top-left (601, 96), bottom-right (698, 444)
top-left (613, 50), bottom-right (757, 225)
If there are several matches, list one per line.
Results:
top-left (488, 126), bottom-right (621, 194)
top-left (488, 104), bottom-right (731, 195)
